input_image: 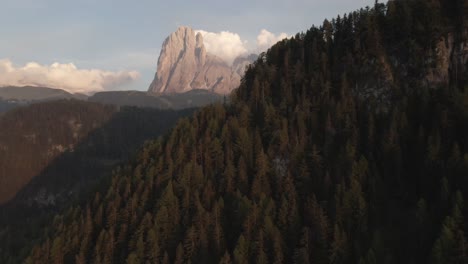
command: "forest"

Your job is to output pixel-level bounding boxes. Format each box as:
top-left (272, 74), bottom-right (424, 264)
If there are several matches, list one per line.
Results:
top-left (0, 100), bottom-right (194, 263)
top-left (4, 0), bottom-right (468, 263)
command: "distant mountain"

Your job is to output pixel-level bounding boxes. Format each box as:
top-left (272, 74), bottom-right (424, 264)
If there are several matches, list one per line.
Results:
top-left (89, 90), bottom-right (168, 108)
top-left (0, 86), bottom-right (86, 101)
top-left (0, 86), bottom-right (223, 114)
top-left (89, 89), bottom-right (223, 109)
top-left (148, 26), bottom-right (257, 94)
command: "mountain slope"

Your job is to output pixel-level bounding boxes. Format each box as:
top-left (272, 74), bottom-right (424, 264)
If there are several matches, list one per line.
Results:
top-left (18, 0), bottom-right (468, 263)
top-left (0, 100), bottom-right (195, 263)
top-left (0, 100), bottom-right (115, 204)
top-left (89, 89), bottom-right (223, 109)
top-left (0, 99), bottom-right (195, 205)
top-left (0, 86), bottom-right (86, 101)
top-left (148, 26), bottom-right (256, 94)
top-left (0, 86), bottom-right (88, 113)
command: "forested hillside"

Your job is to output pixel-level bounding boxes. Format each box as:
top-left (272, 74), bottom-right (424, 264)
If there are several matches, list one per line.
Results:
top-left (23, 0), bottom-right (468, 263)
top-left (0, 100), bottom-right (116, 204)
top-left (0, 101), bottom-right (195, 263)
top-left (89, 90), bottom-right (223, 110)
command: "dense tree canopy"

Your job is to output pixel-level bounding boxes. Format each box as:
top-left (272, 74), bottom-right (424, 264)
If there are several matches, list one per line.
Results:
top-left (0, 101), bottom-right (195, 263)
top-left (8, 0), bottom-right (468, 263)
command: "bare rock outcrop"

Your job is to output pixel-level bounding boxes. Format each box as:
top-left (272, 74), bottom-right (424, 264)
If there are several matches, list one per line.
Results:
top-left (148, 26), bottom-right (256, 94)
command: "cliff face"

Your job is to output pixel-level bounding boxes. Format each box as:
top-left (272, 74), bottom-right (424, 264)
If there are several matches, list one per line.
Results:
top-left (353, 27), bottom-right (468, 109)
top-left (423, 30), bottom-right (468, 88)
top-left (148, 27), bottom-right (256, 94)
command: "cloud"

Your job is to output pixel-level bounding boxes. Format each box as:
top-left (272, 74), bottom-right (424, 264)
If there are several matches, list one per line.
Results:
top-left (195, 29), bottom-right (289, 64)
top-left (256, 29), bottom-right (289, 52)
top-left (0, 59), bottom-right (140, 94)
top-left (195, 30), bottom-right (249, 65)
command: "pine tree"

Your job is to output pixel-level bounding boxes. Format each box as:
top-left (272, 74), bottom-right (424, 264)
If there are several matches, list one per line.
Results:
top-left (233, 235), bottom-right (249, 264)
top-left (174, 243), bottom-right (185, 264)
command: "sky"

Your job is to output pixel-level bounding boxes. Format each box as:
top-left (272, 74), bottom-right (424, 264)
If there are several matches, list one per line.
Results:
top-left (0, 0), bottom-right (382, 94)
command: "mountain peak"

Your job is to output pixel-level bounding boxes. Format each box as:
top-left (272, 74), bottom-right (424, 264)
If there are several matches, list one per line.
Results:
top-left (148, 27), bottom-right (256, 94)
top-left (171, 26), bottom-right (194, 39)
top-left (176, 25), bottom-right (192, 32)
top-left (195, 31), bottom-right (204, 47)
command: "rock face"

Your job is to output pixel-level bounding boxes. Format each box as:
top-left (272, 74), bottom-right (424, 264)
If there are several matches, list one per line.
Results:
top-left (148, 26), bottom-right (256, 94)
top-left (353, 28), bottom-right (468, 110)
top-left (426, 29), bottom-right (468, 89)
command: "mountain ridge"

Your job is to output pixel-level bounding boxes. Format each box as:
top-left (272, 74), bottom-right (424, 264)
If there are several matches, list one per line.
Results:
top-left (0, 86), bottom-right (87, 101)
top-left (148, 26), bottom-right (257, 94)
top-left (89, 89), bottom-right (223, 109)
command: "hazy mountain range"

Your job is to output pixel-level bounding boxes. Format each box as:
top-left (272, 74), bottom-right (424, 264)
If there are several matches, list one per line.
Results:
top-left (0, 87), bottom-right (223, 112)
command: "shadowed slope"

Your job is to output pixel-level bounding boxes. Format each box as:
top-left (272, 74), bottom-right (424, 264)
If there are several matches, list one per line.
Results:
top-left (0, 102), bottom-right (195, 263)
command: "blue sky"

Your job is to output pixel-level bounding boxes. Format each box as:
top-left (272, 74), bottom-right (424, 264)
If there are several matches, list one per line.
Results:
top-left (0, 0), bottom-right (381, 93)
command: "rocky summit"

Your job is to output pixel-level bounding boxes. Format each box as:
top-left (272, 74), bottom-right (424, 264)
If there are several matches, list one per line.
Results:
top-left (148, 26), bottom-right (256, 94)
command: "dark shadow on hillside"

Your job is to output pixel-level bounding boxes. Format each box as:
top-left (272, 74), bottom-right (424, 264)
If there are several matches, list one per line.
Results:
top-left (0, 104), bottom-right (195, 262)
top-left (0, 99), bottom-right (22, 113)
top-left (89, 89), bottom-right (224, 109)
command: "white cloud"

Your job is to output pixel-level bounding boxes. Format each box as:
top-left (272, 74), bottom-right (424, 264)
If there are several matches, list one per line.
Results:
top-left (0, 59), bottom-right (140, 94)
top-left (195, 30), bottom-right (249, 65)
top-left (195, 29), bottom-right (289, 64)
top-left (256, 29), bottom-right (289, 52)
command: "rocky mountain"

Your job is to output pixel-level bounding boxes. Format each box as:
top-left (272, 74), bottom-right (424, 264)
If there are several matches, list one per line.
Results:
top-left (148, 26), bottom-right (256, 94)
